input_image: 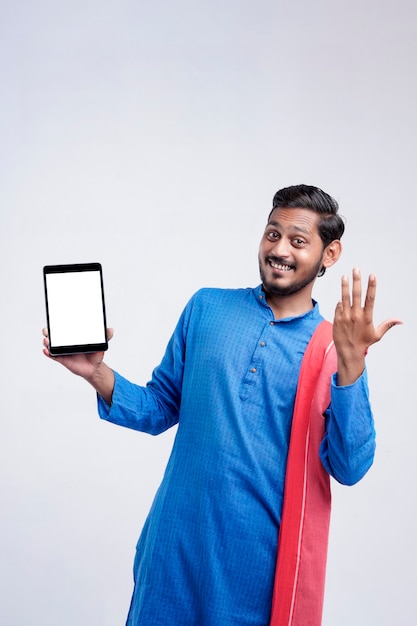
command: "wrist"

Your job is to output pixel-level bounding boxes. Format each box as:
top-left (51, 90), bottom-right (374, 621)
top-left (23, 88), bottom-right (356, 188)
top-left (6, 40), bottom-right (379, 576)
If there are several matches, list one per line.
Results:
top-left (336, 353), bottom-right (365, 386)
top-left (87, 362), bottom-right (115, 403)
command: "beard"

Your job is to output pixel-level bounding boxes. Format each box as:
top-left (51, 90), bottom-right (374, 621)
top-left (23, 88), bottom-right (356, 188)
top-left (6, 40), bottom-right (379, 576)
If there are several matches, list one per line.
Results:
top-left (259, 255), bottom-right (323, 298)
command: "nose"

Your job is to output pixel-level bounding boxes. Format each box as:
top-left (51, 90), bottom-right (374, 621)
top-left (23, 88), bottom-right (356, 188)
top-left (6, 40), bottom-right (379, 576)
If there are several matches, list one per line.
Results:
top-left (271, 236), bottom-right (291, 257)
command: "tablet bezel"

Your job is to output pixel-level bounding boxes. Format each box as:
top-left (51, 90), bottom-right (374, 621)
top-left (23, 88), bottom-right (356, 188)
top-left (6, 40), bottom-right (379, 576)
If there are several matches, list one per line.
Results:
top-left (43, 262), bottom-right (108, 356)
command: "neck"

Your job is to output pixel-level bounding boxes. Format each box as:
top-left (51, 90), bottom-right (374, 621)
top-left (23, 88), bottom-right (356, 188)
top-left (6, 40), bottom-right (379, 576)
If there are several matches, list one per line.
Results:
top-left (263, 289), bottom-right (315, 320)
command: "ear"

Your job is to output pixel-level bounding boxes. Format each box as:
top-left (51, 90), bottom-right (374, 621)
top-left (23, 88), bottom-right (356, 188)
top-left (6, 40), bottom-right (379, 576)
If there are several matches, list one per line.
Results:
top-left (322, 239), bottom-right (342, 270)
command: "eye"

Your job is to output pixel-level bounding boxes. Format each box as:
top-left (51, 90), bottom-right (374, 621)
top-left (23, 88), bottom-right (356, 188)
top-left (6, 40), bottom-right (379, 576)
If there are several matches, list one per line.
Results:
top-left (292, 238), bottom-right (307, 247)
top-left (266, 230), bottom-right (279, 241)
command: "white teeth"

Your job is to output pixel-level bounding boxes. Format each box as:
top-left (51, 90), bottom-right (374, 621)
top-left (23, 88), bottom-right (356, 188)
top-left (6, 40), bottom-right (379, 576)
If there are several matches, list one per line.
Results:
top-left (270, 262), bottom-right (292, 271)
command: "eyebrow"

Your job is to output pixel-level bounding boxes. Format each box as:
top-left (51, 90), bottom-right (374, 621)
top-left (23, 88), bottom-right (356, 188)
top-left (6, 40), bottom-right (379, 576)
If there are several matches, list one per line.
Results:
top-left (267, 220), bottom-right (312, 236)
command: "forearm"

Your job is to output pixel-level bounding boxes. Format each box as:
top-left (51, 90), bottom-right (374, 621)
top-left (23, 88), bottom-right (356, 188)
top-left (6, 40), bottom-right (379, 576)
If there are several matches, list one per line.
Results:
top-left (96, 298), bottom-right (188, 434)
top-left (320, 371), bottom-right (376, 485)
top-left (86, 362), bottom-right (115, 405)
top-left (98, 370), bottom-right (181, 435)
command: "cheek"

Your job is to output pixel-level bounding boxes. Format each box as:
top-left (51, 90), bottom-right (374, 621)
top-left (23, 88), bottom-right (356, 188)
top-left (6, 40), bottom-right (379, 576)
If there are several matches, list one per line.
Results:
top-left (258, 240), bottom-right (267, 256)
top-left (302, 243), bottom-right (323, 258)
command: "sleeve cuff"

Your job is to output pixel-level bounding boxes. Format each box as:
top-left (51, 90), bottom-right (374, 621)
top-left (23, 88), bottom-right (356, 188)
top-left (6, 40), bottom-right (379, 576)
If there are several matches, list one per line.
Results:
top-left (331, 366), bottom-right (368, 389)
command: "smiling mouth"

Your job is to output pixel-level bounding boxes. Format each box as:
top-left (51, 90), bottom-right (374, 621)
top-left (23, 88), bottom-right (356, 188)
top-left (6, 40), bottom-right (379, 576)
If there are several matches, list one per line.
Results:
top-left (269, 260), bottom-right (295, 272)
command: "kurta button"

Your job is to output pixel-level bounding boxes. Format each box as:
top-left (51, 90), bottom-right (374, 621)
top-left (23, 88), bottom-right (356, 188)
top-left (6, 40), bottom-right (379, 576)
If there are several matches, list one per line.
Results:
top-left (260, 342), bottom-right (265, 347)
top-left (270, 321), bottom-right (274, 326)
top-left (251, 368), bottom-right (257, 373)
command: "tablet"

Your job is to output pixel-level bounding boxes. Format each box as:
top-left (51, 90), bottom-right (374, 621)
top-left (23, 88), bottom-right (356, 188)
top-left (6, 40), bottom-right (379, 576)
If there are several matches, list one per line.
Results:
top-left (43, 263), bottom-right (108, 356)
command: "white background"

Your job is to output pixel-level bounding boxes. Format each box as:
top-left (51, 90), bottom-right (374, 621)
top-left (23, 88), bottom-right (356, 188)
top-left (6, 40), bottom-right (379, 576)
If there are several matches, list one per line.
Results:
top-left (1, 1), bottom-right (415, 624)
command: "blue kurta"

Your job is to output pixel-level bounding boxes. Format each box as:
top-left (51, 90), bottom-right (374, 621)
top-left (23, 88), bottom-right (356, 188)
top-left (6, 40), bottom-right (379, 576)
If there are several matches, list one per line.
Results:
top-left (98, 286), bottom-right (375, 626)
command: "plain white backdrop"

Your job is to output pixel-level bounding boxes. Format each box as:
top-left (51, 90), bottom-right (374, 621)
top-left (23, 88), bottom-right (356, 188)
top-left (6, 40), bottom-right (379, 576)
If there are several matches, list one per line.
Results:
top-left (1, 1), bottom-right (415, 624)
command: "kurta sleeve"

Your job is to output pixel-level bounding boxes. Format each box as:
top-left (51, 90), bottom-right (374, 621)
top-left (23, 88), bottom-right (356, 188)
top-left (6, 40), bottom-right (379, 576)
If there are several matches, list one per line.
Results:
top-left (319, 368), bottom-right (376, 486)
top-left (97, 299), bottom-right (191, 435)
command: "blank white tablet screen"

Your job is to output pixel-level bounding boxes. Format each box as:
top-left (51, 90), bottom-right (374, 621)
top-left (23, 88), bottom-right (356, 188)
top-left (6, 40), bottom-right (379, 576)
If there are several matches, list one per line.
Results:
top-left (46, 270), bottom-right (105, 347)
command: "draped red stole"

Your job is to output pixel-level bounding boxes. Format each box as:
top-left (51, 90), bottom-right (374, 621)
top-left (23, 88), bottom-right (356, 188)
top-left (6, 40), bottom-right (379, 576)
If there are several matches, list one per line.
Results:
top-left (270, 320), bottom-right (336, 626)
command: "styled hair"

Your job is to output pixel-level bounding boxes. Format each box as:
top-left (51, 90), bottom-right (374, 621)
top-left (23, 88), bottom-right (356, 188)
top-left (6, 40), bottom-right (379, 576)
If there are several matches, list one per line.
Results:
top-left (269, 184), bottom-right (345, 276)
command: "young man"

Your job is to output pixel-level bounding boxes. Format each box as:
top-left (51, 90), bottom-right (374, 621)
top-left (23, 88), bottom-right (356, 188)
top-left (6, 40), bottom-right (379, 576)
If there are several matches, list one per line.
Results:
top-left (43, 185), bottom-right (401, 626)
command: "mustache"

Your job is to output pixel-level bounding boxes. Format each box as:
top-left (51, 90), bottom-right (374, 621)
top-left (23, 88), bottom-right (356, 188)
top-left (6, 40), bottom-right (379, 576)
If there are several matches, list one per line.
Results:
top-left (265, 256), bottom-right (296, 269)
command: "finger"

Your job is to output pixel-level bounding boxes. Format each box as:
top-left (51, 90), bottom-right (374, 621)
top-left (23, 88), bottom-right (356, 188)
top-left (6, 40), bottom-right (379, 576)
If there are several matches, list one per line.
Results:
top-left (42, 345), bottom-right (57, 359)
top-left (334, 298), bottom-right (343, 319)
top-left (363, 274), bottom-right (376, 319)
top-left (42, 327), bottom-right (48, 337)
top-left (351, 267), bottom-right (362, 310)
top-left (340, 274), bottom-right (350, 309)
top-left (106, 328), bottom-right (114, 341)
top-left (375, 318), bottom-right (403, 341)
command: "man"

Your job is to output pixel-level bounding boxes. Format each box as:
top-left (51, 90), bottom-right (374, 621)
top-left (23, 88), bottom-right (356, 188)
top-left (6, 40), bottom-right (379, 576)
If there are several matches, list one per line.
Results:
top-left (43, 184), bottom-right (401, 626)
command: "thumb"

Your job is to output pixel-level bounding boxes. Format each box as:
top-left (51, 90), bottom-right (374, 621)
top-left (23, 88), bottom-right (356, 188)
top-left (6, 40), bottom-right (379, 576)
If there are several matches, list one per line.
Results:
top-left (375, 318), bottom-right (403, 342)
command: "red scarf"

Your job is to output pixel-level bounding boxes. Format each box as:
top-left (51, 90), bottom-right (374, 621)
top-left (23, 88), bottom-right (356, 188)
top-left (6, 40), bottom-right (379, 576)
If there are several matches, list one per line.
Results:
top-left (270, 320), bottom-right (336, 626)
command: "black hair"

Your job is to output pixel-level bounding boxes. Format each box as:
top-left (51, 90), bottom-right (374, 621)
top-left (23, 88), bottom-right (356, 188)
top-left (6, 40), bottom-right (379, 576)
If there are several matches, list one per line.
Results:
top-left (269, 184), bottom-right (345, 276)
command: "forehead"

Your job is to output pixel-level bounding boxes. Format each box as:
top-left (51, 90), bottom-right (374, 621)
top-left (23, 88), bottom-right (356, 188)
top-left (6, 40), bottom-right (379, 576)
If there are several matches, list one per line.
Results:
top-left (267, 207), bottom-right (320, 234)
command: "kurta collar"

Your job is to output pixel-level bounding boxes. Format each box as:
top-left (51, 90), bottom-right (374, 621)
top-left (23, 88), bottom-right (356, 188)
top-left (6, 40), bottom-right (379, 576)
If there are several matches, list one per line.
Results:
top-left (252, 284), bottom-right (321, 323)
